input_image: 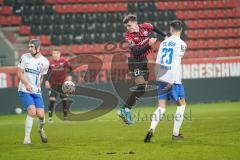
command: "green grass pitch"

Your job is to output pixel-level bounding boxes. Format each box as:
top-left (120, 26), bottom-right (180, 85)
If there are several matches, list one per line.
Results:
top-left (0, 102), bottom-right (239, 160)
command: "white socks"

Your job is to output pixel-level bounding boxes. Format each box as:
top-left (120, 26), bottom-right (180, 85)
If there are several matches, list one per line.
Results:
top-left (173, 105), bottom-right (186, 136)
top-left (25, 115), bottom-right (34, 138)
top-left (150, 107), bottom-right (166, 132)
top-left (125, 107), bottom-right (131, 112)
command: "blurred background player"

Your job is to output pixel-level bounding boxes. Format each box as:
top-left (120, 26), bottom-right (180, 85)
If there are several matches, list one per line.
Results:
top-left (45, 49), bottom-right (73, 122)
top-left (117, 14), bottom-right (167, 124)
top-left (144, 20), bottom-right (187, 142)
top-left (17, 39), bottom-right (49, 144)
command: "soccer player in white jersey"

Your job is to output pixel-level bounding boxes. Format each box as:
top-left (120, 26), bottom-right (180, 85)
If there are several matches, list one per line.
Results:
top-left (17, 39), bottom-right (49, 144)
top-left (144, 20), bottom-right (187, 142)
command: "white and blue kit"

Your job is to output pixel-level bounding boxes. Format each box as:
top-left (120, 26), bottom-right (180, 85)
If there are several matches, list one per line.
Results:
top-left (18, 53), bottom-right (49, 110)
top-left (155, 35), bottom-right (187, 101)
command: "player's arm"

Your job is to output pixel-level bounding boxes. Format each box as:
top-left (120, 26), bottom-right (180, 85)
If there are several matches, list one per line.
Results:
top-left (152, 25), bottom-right (167, 38)
top-left (127, 37), bottom-right (156, 56)
top-left (17, 68), bottom-right (32, 91)
top-left (42, 61), bottom-right (50, 88)
top-left (65, 61), bottom-right (73, 81)
top-left (44, 71), bottom-right (51, 89)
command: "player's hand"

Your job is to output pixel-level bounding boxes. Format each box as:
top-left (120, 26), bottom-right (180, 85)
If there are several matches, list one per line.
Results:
top-left (164, 36), bottom-right (168, 40)
top-left (45, 81), bottom-right (51, 89)
top-left (162, 83), bottom-right (173, 91)
top-left (25, 83), bottom-right (32, 91)
top-left (65, 75), bottom-right (72, 81)
top-left (148, 38), bottom-right (157, 46)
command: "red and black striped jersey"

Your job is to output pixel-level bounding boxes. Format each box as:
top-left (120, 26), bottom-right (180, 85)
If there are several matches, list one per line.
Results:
top-left (48, 57), bottom-right (72, 86)
top-left (125, 23), bottom-right (154, 59)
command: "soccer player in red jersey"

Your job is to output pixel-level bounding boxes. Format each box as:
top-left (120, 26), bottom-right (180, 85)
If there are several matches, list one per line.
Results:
top-left (45, 50), bottom-right (73, 122)
top-left (117, 14), bottom-right (167, 124)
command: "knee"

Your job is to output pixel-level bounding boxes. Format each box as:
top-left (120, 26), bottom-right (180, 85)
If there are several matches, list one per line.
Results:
top-left (176, 98), bottom-right (186, 106)
top-left (37, 111), bottom-right (45, 119)
top-left (28, 107), bottom-right (36, 117)
top-left (135, 84), bottom-right (147, 97)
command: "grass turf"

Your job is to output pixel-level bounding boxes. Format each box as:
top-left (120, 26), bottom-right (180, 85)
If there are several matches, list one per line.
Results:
top-left (0, 101), bottom-right (239, 160)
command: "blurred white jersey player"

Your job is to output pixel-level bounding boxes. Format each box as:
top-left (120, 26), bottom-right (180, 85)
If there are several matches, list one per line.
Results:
top-left (144, 20), bottom-right (187, 142)
top-left (17, 39), bottom-right (49, 144)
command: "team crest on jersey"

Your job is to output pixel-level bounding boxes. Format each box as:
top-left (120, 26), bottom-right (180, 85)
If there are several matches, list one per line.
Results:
top-left (128, 40), bottom-right (134, 47)
top-left (181, 45), bottom-right (187, 52)
top-left (143, 30), bottom-right (148, 36)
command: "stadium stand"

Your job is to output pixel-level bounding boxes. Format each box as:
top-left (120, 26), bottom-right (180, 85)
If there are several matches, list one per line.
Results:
top-left (0, 0), bottom-right (239, 62)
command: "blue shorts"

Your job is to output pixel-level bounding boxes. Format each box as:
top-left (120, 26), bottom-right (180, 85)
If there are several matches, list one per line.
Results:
top-left (157, 81), bottom-right (185, 102)
top-left (18, 91), bottom-right (44, 110)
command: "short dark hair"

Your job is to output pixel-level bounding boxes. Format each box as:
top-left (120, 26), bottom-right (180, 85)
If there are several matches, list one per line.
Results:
top-left (170, 20), bottom-right (183, 31)
top-left (29, 39), bottom-right (41, 48)
top-left (123, 14), bottom-right (137, 24)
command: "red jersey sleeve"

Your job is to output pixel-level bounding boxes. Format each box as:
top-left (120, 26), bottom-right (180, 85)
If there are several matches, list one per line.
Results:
top-left (140, 23), bottom-right (154, 31)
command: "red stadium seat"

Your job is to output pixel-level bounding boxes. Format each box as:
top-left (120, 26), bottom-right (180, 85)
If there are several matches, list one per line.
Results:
top-left (225, 1), bottom-right (235, 7)
top-left (207, 50), bottom-right (217, 57)
top-left (215, 1), bottom-right (224, 8)
top-left (75, 4), bottom-right (84, 12)
top-left (197, 10), bottom-right (206, 19)
top-left (46, 0), bottom-right (55, 4)
top-left (10, 16), bottom-right (21, 25)
top-left (186, 40), bottom-right (196, 49)
top-left (205, 29), bottom-right (216, 38)
top-left (0, 6), bottom-right (12, 15)
top-left (205, 10), bottom-right (216, 18)
top-left (196, 1), bottom-right (204, 9)
top-left (40, 35), bottom-right (51, 46)
top-left (185, 20), bottom-right (196, 29)
top-left (19, 26), bottom-right (30, 35)
top-left (217, 39), bottom-right (227, 48)
top-left (197, 50), bottom-right (206, 58)
top-left (187, 1), bottom-right (195, 9)
top-left (0, 16), bottom-right (10, 26)
top-left (207, 39), bottom-right (217, 49)
top-left (226, 18), bottom-right (235, 27)
top-left (225, 9), bottom-right (235, 18)
top-left (60, 45), bottom-right (69, 55)
top-left (227, 39), bottom-right (237, 48)
top-left (196, 40), bottom-right (206, 49)
top-left (176, 11), bottom-right (185, 19)
top-left (54, 5), bottom-right (65, 14)
top-left (65, 4), bottom-right (75, 13)
top-left (70, 44), bottom-right (81, 54)
top-left (217, 49), bottom-right (228, 57)
top-left (205, 1), bottom-right (215, 9)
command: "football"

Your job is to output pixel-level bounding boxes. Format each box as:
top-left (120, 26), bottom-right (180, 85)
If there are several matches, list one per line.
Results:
top-left (15, 108), bottom-right (22, 115)
top-left (62, 81), bottom-right (76, 94)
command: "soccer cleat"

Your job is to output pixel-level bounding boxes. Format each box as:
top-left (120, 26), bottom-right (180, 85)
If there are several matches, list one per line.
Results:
top-left (172, 134), bottom-right (184, 140)
top-left (23, 137), bottom-right (31, 145)
top-left (144, 129), bottom-right (153, 143)
top-left (48, 118), bottom-right (53, 123)
top-left (38, 129), bottom-right (48, 143)
top-left (63, 116), bottom-right (68, 121)
top-left (125, 111), bottom-right (134, 124)
top-left (117, 108), bottom-right (134, 125)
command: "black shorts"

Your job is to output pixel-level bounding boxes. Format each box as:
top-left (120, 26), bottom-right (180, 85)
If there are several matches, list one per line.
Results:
top-left (49, 85), bottom-right (68, 99)
top-left (128, 57), bottom-right (149, 81)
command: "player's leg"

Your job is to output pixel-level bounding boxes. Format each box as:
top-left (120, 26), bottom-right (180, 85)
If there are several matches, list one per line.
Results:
top-left (35, 94), bottom-right (48, 143)
top-left (144, 81), bottom-right (169, 142)
top-left (118, 57), bottom-right (148, 124)
top-left (48, 89), bottom-right (57, 122)
top-left (171, 84), bottom-right (186, 140)
top-left (18, 92), bottom-right (36, 144)
top-left (60, 94), bottom-right (68, 121)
